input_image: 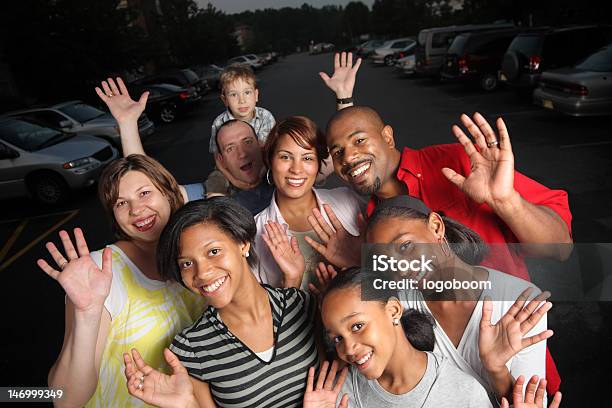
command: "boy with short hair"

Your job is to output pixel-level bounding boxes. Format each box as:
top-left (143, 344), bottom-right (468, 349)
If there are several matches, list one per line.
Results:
top-left (209, 65), bottom-right (275, 154)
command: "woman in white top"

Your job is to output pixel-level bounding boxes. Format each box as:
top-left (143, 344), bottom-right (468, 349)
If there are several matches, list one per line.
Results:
top-left (253, 116), bottom-right (365, 289)
top-left (36, 155), bottom-right (204, 407)
top-left (364, 195), bottom-right (554, 405)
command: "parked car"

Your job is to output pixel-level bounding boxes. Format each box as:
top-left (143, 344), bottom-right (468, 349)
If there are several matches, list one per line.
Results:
top-left (228, 55), bottom-right (262, 70)
top-left (442, 28), bottom-right (523, 91)
top-left (193, 64), bottom-right (224, 91)
top-left (129, 83), bottom-right (201, 124)
top-left (416, 23), bottom-right (514, 77)
top-left (395, 54), bottom-right (417, 76)
top-left (310, 43), bottom-right (335, 54)
top-left (3, 100), bottom-right (154, 150)
top-left (258, 53), bottom-right (273, 65)
top-left (356, 40), bottom-right (385, 57)
top-left (131, 69), bottom-right (209, 97)
top-left (0, 116), bottom-right (118, 204)
top-left (500, 25), bottom-right (612, 93)
top-left (533, 44), bottom-right (612, 116)
top-left (370, 38), bottom-right (415, 66)
top-left (385, 42), bottom-right (417, 67)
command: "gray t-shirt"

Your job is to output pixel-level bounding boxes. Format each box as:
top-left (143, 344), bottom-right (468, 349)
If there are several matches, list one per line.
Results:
top-left (338, 352), bottom-right (493, 408)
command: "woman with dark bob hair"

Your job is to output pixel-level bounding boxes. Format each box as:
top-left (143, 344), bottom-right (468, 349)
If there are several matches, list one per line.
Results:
top-left (123, 197), bottom-right (319, 408)
top-left (364, 195), bottom-right (559, 406)
top-left (37, 155), bottom-right (204, 407)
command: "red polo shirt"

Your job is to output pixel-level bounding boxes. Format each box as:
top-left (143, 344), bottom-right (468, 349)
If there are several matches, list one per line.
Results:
top-left (366, 144), bottom-right (571, 394)
top-left (367, 144), bottom-right (572, 280)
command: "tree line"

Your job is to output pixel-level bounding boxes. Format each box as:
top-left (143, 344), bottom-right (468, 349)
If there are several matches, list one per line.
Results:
top-left (1, 0), bottom-right (609, 105)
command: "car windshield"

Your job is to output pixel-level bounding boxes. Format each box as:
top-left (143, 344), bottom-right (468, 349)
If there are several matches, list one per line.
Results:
top-left (182, 69), bottom-right (200, 84)
top-left (58, 103), bottom-right (105, 123)
top-left (0, 118), bottom-right (66, 151)
top-left (576, 46), bottom-right (612, 72)
top-left (508, 35), bottom-right (543, 56)
top-left (448, 35), bottom-right (469, 54)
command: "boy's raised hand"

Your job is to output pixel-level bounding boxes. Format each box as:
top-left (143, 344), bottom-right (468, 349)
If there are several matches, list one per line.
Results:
top-left (95, 77), bottom-right (148, 125)
top-left (319, 52), bottom-right (361, 100)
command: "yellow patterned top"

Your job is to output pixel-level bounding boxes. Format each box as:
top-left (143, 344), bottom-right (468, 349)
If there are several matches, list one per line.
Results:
top-left (86, 245), bottom-right (205, 408)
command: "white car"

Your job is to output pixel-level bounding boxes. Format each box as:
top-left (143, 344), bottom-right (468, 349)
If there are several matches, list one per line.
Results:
top-left (0, 116), bottom-right (118, 204)
top-left (5, 101), bottom-right (154, 150)
top-left (371, 38), bottom-right (415, 65)
top-left (395, 54), bottom-right (416, 75)
top-left (228, 55), bottom-right (262, 70)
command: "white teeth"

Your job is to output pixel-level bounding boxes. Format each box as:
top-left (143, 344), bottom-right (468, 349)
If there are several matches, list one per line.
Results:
top-left (202, 276), bottom-right (227, 293)
top-left (287, 178), bottom-right (306, 186)
top-left (135, 216), bottom-right (154, 227)
top-left (356, 351), bottom-right (372, 365)
top-left (350, 163), bottom-right (371, 178)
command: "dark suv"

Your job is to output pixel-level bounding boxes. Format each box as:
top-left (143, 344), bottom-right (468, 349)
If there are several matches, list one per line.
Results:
top-left (131, 69), bottom-right (209, 98)
top-left (500, 25), bottom-right (612, 92)
top-left (442, 28), bottom-right (523, 91)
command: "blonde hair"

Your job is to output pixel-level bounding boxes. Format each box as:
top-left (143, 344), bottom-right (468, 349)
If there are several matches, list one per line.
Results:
top-left (220, 65), bottom-right (257, 95)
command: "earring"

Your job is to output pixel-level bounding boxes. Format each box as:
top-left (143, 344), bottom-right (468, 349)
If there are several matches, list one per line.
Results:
top-left (393, 318), bottom-right (400, 326)
top-left (439, 236), bottom-right (452, 257)
top-left (244, 251), bottom-right (250, 258)
top-left (266, 169), bottom-right (272, 185)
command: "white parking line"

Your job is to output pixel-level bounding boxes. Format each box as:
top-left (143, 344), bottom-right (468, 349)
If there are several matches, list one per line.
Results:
top-left (560, 141), bottom-right (612, 149)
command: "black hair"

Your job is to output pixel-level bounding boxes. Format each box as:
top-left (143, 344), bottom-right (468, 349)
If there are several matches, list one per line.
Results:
top-left (322, 266), bottom-right (435, 352)
top-left (215, 119), bottom-right (258, 154)
top-left (156, 196), bottom-right (258, 287)
top-left (368, 205), bottom-right (488, 265)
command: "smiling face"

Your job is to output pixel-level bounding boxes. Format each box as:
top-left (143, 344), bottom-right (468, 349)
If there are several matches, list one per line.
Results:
top-left (216, 121), bottom-right (264, 186)
top-left (112, 170), bottom-right (172, 243)
top-left (221, 78), bottom-right (258, 121)
top-left (177, 222), bottom-right (250, 308)
top-left (327, 109), bottom-right (397, 195)
top-left (322, 286), bottom-right (401, 380)
top-left (271, 134), bottom-right (319, 199)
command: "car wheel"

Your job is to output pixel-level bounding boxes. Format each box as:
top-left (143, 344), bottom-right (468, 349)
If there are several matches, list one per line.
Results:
top-left (160, 104), bottom-right (177, 123)
top-left (384, 55), bottom-right (394, 66)
top-left (480, 73), bottom-right (498, 91)
top-left (28, 172), bottom-right (69, 205)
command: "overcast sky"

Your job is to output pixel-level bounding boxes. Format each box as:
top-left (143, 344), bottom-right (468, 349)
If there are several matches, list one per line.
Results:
top-left (196, 0), bottom-right (375, 14)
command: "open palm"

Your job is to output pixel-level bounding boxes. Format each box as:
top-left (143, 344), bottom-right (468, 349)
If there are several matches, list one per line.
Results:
top-left (37, 228), bottom-right (112, 313)
top-left (479, 288), bottom-right (553, 373)
top-left (443, 113), bottom-right (516, 206)
top-left (262, 221), bottom-right (305, 286)
top-left (125, 348), bottom-right (195, 408)
top-left (303, 361), bottom-right (348, 408)
top-left (95, 77), bottom-right (148, 124)
top-left (319, 52), bottom-right (362, 98)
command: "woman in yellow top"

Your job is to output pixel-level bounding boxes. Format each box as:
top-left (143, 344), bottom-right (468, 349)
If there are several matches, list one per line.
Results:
top-left (37, 155), bottom-right (204, 407)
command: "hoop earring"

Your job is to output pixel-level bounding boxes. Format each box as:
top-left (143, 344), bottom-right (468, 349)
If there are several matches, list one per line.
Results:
top-left (266, 169), bottom-right (273, 185)
top-left (439, 236), bottom-right (452, 257)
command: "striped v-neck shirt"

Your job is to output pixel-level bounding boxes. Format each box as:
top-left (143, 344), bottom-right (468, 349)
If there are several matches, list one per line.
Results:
top-left (170, 285), bottom-right (319, 407)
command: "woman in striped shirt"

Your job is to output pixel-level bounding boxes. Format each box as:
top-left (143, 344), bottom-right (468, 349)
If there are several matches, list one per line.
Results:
top-left (123, 197), bottom-right (320, 408)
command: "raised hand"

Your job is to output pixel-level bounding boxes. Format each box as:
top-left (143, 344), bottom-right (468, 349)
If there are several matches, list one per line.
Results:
top-left (262, 221), bottom-right (306, 287)
top-left (501, 375), bottom-right (562, 408)
top-left (479, 288), bottom-right (553, 374)
top-left (303, 361), bottom-right (349, 408)
top-left (124, 348), bottom-right (197, 408)
top-left (319, 52), bottom-right (362, 99)
top-left (308, 262), bottom-right (338, 297)
top-left (37, 228), bottom-right (112, 314)
top-left (95, 77), bottom-right (148, 125)
top-left (442, 113), bottom-right (517, 209)
top-left (305, 205), bottom-right (365, 269)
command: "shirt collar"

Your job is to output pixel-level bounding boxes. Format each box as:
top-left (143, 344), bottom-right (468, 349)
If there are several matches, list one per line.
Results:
top-left (266, 188), bottom-right (328, 228)
top-left (224, 107), bottom-right (260, 124)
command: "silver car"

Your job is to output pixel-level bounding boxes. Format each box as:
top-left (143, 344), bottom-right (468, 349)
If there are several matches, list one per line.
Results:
top-left (370, 38), bottom-right (415, 65)
top-left (5, 100), bottom-right (155, 150)
top-left (533, 44), bottom-right (612, 116)
top-left (0, 117), bottom-right (118, 205)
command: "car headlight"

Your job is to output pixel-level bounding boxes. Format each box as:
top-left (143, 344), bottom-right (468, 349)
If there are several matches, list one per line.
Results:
top-left (63, 157), bottom-right (93, 169)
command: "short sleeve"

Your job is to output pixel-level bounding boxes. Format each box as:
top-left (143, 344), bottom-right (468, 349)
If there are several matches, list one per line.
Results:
top-left (337, 368), bottom-right (357, 408)
top-left (169, 331), bottom-right (204, 380)
top-left (284, 288), bottom-right (316, 324)
top-left (513, 171), bottom-right (572, 237)
top-left (90, 248), bottom-right (126, 320)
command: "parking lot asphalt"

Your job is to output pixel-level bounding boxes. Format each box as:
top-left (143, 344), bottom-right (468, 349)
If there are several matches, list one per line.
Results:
top-left (1, 52), bottom-right (610, 405)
